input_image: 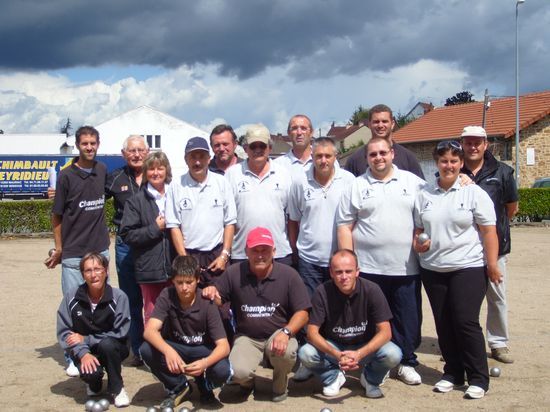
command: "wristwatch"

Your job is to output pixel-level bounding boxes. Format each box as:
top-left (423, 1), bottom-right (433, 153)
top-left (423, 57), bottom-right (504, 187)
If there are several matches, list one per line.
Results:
top-left (281, 327), bottom-right (292, 337)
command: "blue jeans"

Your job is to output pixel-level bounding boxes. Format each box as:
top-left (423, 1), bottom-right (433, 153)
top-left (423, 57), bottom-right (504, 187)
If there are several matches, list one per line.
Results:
top-left (61, 249), bottom-right (110, 295)
top-left (115, 235), bottom-right (144, 357)
top-left (298, 257), bottom-right (330, 297)
top-left (298, 340), bottom-right (402, 386)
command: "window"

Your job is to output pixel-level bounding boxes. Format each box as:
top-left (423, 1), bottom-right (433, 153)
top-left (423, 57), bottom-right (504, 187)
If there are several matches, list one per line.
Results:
top-left (144, 134), bottom-right (162, 150)
top-left (502, 141), bottom-right (512, 161)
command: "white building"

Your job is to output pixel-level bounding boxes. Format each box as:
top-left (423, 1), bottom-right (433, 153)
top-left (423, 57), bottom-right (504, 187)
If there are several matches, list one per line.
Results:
top-left (1, 134), bottom-right (69, 154)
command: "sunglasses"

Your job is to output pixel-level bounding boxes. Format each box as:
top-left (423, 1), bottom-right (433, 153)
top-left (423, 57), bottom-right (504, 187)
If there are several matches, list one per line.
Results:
top-left (368, 150), bottom-right (391, 158)
top-left (436, 140), bottom-right (462, 151)
top-left (249, 142), bottom-right (268, 151)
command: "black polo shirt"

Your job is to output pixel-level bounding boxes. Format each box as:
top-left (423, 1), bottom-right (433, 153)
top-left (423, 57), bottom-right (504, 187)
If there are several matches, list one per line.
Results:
top-left (52, 159), bottom-right (109, 259)
top-left (151, 286), bottom-right (226, 346)
top-left (208, 156), bottom-right (243, 176)
top-left (310, 277), bottom-right (392, 345)
top-left (216, 262), bottom-right (311, 340)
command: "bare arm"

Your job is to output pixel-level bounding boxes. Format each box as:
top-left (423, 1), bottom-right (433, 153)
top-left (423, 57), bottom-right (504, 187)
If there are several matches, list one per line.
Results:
top-left (208, 224), bottom-right (235, 273)
top-left (143, 318), bottom-right (186, 374)
top-left (288, 219), bottom-right (299, 265)
top-left (45, 214), bottom-right (63, 268)
top-left (170, 228), bottom-right (187, 256)
top-left (201, 286), bottom-right (222, 306)
top-left (337, 223), bottom-right (354, 250)
top-left (506, 201), bottom-right (519, 219)
top-left (306, 324), bottom-right (342, 360)
top-left (184, 338), bottom-right (230, 377)
top-left (478, 224), bottom-right (502, 284)
top-left (271, 309), bottom-right (309, 356)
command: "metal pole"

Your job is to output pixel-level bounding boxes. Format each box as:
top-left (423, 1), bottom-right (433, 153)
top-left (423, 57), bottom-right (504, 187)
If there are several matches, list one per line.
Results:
top-left (482, 88), bottom-right (489, 128)
top-left (515, 1), bottom-right (523, 186)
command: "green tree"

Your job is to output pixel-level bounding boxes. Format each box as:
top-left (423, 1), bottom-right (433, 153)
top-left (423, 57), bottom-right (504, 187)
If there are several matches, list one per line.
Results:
top-left (444, 91), bottom-right (475, 106)
top-left (349, 105), bottom-right (369, 125)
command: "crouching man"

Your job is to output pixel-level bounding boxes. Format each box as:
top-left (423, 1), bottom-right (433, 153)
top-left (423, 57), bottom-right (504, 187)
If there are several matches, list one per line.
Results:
top-left (56, 252), bottom-right (131, 408)
top-left (298, 249), bottom-right (402, 399)
top-left (140, 256), bottom-right (231, 409)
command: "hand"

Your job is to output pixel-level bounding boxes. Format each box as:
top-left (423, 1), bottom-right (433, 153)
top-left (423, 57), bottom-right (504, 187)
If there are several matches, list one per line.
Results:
top-left (339, 350), bottom-right (361, 371)
top-left (44, 249), bottom-right (62, 269)
top-left (458, 173), bottom-right (474, 186)
top-left (164, 347), bottom-right (186, 374)
top-left (66, 332), bottom-right (84, 346)
top-left (207, 256), bottom-right (227, 273)
top-left (47, 187), bottom-right (56, 199)
top-left (487, 264), bottom-right (503, 284)
top-left (184, 358), bottom-right (208, 377)
top-left (270, 331), bottom-right (290, 357)
top-left (80, 353), bottom-right (100, 374)
top-left (202, 286), bottom-right (220, 302)
top-left (156, 215), bottom-right (166, 230)
top-left (413, 234), bottom-right (431, 254)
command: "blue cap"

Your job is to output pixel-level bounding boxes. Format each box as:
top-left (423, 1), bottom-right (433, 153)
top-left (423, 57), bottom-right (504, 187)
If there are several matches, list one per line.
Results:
top-left (185, 136), bottom-right (210, 154)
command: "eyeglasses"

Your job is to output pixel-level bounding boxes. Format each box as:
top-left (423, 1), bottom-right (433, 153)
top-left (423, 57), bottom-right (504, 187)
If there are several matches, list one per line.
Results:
top-left (248, 143), bottom-right (267, 151)
top-left (83, 267), bottom-right (105, 275)
top-left (368, 150), bottom-right (391, 158)
top-left (126, 148), bottom-right (147, 154)
top-left (436, 141), bottom-right (462, 151)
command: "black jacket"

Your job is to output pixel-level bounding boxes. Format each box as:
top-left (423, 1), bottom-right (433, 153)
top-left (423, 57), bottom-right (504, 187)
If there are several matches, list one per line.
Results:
top-left (105, 166), bottom-right (140, 228)
top-left (119, 186), bottom-right (174, 283)
top-left (461, 151), bottom-right (518, 256)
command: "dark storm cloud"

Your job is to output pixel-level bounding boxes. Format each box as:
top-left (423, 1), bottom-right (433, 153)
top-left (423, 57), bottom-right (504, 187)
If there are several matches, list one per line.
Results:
top-left (1, 0), bottom-right (548, 93)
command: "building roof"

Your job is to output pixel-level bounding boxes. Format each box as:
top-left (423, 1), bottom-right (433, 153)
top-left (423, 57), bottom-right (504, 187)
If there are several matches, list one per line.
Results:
top-left (394, 90), bottom-right (550, 143)
top-left (327, 124), bottom-right (364, 141)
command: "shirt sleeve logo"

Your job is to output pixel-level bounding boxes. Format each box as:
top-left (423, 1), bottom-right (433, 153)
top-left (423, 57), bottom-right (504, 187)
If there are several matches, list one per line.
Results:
top-left (238, 181), bottom-right (250, 193)
top-left (179, 198), bottom-right (192, 210)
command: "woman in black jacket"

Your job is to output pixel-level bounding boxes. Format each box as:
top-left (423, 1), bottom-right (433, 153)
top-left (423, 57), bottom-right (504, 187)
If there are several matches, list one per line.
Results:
top-left (120, 151), bottom-right (175, 324)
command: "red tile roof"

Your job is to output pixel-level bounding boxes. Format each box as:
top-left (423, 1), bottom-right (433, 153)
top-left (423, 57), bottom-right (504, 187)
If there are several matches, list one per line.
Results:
top-left (327, 125), bottom-right (364, 140)
top-left (394, 90), bottom-right (550, 143)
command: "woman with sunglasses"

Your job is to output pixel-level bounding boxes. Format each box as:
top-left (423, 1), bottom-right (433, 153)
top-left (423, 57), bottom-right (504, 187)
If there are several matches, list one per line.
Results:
top-left (413, 140), bottom-right (501, 399)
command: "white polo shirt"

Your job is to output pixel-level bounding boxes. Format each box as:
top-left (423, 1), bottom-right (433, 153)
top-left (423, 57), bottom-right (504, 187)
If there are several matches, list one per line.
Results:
top-left (225, 160), bottom-right (292, 259)
top-left (414, 178), bottom-right (496, 272)
top-left (288, 166), bottom-right (355, 266)
top-left (274, 150), bottom-right (313, 170)
top-left (165, 171), bottom-right (236, 251)
top-left (336, 166), bottom-right (426, 276)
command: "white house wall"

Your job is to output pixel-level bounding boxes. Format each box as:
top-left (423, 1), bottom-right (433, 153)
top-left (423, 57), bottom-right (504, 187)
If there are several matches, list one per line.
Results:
top-left (1, 134), bottom-right (68, 154)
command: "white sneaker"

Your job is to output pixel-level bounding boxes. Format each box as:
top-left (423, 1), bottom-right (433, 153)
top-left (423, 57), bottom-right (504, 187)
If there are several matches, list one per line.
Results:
top-left (322, 371), bottom-right (346, 397)
top-left (293, 364), bottom-right (313, 382)
top-left (360, 374), bottom-right (384, 399)
top-left (465, 385), bottom-right (485, 399)
top-left (65, 361), bottom-right (79, 377)
top-left (114, 387), bottom-right (130, 407)
top-left (397, 365), bottom-right (422, 385)
top-left (434, 379), bottom-right (457, 393)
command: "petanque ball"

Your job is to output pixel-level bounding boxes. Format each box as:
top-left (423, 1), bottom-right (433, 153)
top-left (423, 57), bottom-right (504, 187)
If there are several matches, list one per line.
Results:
top-left (98, 398), bottom-right (110, 410)
top-left (418, 233), bottom-right (430, 244)
top-left (490, 367), bottom-right (501, 377)
top-left (178, 408), bottom-right (190, 412)
top-left (320, 408), bottom-right (333, 412)
top-left (48, 248), bottom-right (56, 257)
top-left (161, 407), bottom-right (174, 412)
top-left (145, 407), bottom-right (158, 412)
top-left (85, 400), bottom-right (96, 411)
top-left (91, 402), bottom-right (104, 412)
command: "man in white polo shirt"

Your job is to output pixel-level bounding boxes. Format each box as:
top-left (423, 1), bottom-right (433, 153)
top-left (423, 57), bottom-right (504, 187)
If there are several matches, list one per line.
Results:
top-left (165, 136), bottom-right (237, 286)
top-left (274, 114), bottom-right (314, 171)
top-left (336, 136), bottom-right (426, 386)
top-left (225, 124), bottom-right (293, 265)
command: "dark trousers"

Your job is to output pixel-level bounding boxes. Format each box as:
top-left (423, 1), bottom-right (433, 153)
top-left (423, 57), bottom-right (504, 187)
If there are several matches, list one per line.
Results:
top-left (298, 257), bottom-right (330, 297)
top-left (421, 266), bottom-right (489, 390)
top-left (140, 340), bottom-right (231, 395)
top-left (115, 234), bottom-right (144, 356)
top-left (73, 337), bottom-right (129, 395)
top-left (361, 273), bottom-right (422, 367)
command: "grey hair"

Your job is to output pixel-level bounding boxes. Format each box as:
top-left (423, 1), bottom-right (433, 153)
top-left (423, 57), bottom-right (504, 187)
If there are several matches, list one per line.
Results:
top-left (122, 135), bottom-right (149, 151)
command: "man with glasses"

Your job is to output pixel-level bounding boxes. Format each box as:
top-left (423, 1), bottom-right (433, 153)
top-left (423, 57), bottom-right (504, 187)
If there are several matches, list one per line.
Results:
top-left (460, 126), bottom-right (518, 364)
top-left (336, 136), bottom-right (426, 386)
top-left (344, 104), bottom-right (424, 179)
top-left (274, 115), bottom-right (314, 171)
top-left (209, 124), bottom-right (243, 175)
top-left (225, 124), bottom-right (293, 265)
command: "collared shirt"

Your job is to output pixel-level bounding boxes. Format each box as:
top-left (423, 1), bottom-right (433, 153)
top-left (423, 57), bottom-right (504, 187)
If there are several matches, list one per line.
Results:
top-left (146, 183), bottom-right (167, 216)
top-left (165, 172), bottom-right (236, 251)
top-left (309, 277), bottom-right (392, 345)
top-left (216, 262), bottom-right (311, 340)
top-left (208, 155), bottom-right (243, 176)
top-left (225, 160), bottom-right (292, 259)
top-left (414, 178), bottom-right (496, 272)
top-left (336, 165), bottom-right (426, 276)
top-left (274, 150), bottom-right (313, 170)
top-left (151, 286), bottom-right (226, 346)
top-left (288, 166), bottom-right (355, 266)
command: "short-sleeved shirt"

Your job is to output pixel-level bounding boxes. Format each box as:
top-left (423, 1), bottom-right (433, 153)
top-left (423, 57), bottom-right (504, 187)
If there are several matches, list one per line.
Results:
top-left (151, 286), bottom-right (226, 346)
top-left (225, 160), bottom-right (292, 259)
top-left (52, 159), bottom-right (109, 259)
top-left (209, 156), bottom-right (243, 176)
top-left (288, 166), bottom-right (355, 266)
top-left (165, 172), bottom-right (237, 251)
top-left (274, 150), bottom-right (313, 171)
top-left (310, 277), bottom-right (392, 345)
top-left (216, 262), bottom-right (311, 340)
top-left (414, 178), bottom-right (496, 272)
top-left (336, 166), bottom-right (426, 276)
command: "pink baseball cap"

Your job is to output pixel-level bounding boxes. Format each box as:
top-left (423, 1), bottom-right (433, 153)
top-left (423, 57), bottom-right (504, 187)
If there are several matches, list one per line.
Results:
top-left (246, 227), bottom-right (274, 248)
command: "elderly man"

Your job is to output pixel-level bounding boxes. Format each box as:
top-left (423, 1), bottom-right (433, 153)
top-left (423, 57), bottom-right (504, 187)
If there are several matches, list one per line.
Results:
top-left (460, 126), bottom-right (518, 364)
top-left (46, 126), bottom-right (111, 376)
top-left (57, 252), bottom-right (131, 407)
top-left (225, 124), bottom-right (293, 264)
top-left (298, 249), bottom-right (402, 399)
top-left (166, 136), bottom-right (236, 286)
top-left (209, 124), bottom-right (242, 175)
top-left (274, 114), bottom-right (314, 170)
top-left (105, 135), bottom-right (149, 366)
top-left (337, 136), bottom-right (426, 386)
top-left (202, 227), bottom-right (311, 402)
top-left (344, 104), bottom-right (424, 179)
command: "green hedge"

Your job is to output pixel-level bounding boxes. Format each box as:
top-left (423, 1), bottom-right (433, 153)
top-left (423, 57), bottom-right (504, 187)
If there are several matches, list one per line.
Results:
top-left (516, 188), bottom-right (550, 222)
top-left (0, 198), bottom-right (116, 234)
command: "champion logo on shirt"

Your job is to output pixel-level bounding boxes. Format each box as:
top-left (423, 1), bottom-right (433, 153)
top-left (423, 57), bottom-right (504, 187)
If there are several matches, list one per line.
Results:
top-left (241, 302), bottom-right (279, 318)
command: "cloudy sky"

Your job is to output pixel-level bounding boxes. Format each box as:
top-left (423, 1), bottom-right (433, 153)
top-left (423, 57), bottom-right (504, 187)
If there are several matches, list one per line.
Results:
top-left (1, 0), bottom-right (548, 136)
